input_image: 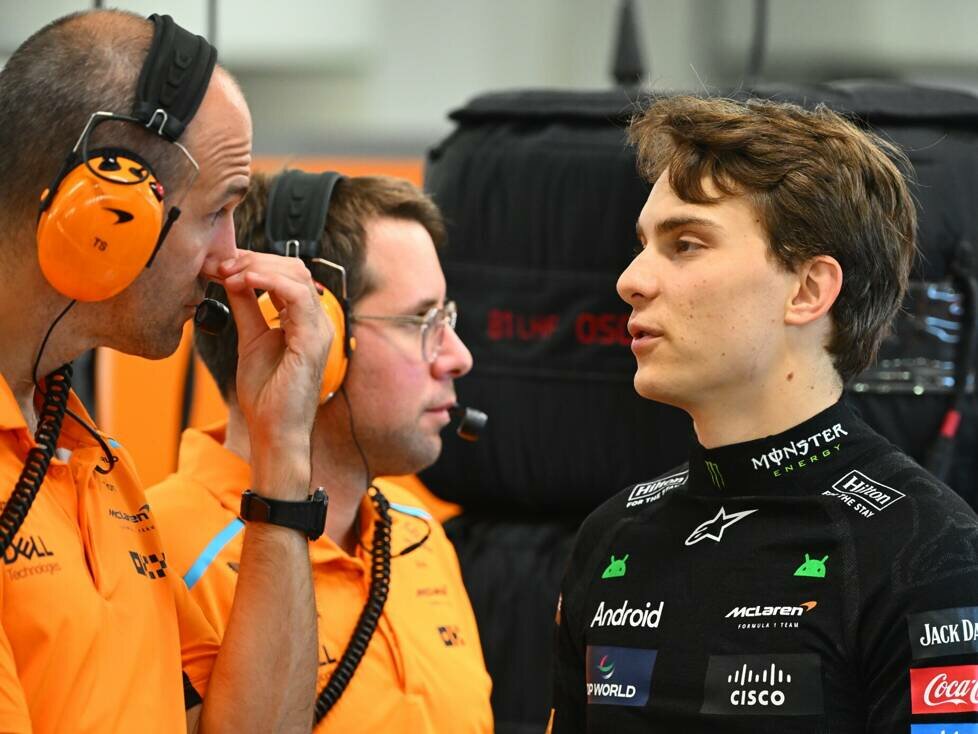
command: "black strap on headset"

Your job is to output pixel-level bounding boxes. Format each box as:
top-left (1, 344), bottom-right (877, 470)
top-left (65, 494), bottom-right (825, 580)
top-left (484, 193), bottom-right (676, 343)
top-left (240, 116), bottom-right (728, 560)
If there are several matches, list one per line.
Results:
top-left (133, 14), bottom-right (217, 142)
top-left (266, 170), bottom-right (344, 259)
top-left (266, 170), bottom-right (354, 358)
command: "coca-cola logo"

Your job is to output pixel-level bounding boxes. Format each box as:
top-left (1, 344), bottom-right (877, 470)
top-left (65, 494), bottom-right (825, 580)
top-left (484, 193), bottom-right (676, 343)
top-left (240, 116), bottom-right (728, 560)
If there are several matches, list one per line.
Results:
top-left (911, 665), bottom-right (978, 714)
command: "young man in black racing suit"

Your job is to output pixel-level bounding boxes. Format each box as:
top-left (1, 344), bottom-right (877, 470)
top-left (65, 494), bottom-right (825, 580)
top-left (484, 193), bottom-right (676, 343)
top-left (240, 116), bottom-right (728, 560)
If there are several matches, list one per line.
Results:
top-left (550, 95), bottom-right (978, 733)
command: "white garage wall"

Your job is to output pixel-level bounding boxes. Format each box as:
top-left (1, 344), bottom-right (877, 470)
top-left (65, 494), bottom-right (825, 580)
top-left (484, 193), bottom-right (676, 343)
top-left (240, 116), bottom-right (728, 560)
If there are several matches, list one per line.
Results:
top-left (2, 1), bottom-right (978, 155)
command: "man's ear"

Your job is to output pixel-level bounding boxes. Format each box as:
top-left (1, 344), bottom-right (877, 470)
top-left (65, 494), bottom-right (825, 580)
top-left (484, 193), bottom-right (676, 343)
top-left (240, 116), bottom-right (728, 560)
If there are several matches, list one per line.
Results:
top-left (785, 255), bottom-right (843, 326)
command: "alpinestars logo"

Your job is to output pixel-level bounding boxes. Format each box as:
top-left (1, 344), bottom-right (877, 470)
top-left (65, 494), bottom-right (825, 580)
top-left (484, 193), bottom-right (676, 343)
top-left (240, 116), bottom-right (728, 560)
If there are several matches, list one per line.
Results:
top-left (701, 653), bottom-right (823, 715)
top-left (685, 507), bottom-right (758, 546)
top-left (911, 665), bottom-right (978, 714)
top-left (750, 423), bottom-right (847, 477)
top-left (625, 470), bottom-right (687, 508)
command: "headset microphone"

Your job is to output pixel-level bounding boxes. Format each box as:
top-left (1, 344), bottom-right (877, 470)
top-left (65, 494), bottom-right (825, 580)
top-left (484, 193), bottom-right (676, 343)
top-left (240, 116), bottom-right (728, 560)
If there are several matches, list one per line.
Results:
top-left (194, 282), bottom-right (230, 335)
top-left (449, 405), bottom-right (487, 442)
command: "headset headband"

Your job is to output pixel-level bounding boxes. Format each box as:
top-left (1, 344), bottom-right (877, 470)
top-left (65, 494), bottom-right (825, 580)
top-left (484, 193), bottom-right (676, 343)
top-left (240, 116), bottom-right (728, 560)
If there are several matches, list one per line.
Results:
top-left (266, 170), bottom-right (344, 259)
top-left (133, 14), bottom-right (217, 142)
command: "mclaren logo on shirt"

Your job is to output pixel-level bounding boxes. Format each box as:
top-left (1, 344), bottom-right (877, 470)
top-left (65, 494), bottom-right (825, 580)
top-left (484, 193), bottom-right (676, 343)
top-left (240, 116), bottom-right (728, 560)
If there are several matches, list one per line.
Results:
top-left (625, 471), bottom-right (688, 508)
top-left (725, 601), bottom-right (817, 630)
top-left (701, 653), bottom-right (823, 715)
top-left (585, 645), bottom-right (657, 707)
top-left (108, 503), bottom-right (155, 532)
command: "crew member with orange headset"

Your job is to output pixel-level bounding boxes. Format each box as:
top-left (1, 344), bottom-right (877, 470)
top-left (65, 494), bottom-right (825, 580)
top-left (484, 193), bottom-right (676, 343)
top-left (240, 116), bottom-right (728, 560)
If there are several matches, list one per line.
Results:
top-left (0, 11), bottom-right (327, 733)
top-left (148, 170), bottom-right (494, 732)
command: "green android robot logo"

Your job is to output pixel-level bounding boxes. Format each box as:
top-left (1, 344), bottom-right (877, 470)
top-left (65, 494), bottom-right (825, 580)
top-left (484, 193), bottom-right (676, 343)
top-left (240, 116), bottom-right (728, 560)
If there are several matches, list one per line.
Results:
top-left (794, 553), bottom-right (829, 579)
top-left (601, 554), bottom-right (629, 579)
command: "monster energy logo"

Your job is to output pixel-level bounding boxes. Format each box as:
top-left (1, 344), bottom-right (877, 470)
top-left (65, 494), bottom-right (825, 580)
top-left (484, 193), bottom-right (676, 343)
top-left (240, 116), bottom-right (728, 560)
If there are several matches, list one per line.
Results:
top-left (750, 423), bottom-right (848, 472)
top-left (705, 460), bottom-right (725, 489)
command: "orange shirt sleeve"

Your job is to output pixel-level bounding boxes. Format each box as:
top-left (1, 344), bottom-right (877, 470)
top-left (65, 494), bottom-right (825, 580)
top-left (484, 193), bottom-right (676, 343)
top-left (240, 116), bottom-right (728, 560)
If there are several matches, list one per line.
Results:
top-left (170, 572), bottom-right (221, 702)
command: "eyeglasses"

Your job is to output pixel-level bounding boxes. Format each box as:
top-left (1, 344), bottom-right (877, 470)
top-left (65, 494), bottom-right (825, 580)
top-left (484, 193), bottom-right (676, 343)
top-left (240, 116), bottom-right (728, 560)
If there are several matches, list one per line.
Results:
top-left (350, 300), bottom-right (458, 363)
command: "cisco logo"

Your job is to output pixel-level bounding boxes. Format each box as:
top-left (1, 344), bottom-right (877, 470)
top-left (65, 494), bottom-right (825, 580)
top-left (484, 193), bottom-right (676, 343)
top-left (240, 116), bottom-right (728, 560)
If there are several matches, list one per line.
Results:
top-left (701, 653), bottom-right (823, 716)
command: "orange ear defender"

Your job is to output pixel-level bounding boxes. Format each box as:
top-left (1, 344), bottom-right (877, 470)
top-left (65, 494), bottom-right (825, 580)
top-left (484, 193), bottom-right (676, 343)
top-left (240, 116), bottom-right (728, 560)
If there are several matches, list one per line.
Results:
top-left (35, 14), bottom-right (217, 303)
top-left (37, 149), bottom-right (166, 302)
top-left (261, 170), bottom-right (355, 403)
top-left (257, 283), bottom-right (356, 403)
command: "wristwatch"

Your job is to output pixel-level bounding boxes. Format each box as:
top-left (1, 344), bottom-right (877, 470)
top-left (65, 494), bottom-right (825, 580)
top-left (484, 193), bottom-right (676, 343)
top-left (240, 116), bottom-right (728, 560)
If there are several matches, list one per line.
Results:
top-left (240, 488), bottom-right (328, 540)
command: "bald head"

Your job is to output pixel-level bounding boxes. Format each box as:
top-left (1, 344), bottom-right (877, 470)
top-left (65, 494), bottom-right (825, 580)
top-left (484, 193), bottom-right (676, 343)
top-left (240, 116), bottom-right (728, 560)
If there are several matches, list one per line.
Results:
top-left (0, 10), bottom-right (215, 245)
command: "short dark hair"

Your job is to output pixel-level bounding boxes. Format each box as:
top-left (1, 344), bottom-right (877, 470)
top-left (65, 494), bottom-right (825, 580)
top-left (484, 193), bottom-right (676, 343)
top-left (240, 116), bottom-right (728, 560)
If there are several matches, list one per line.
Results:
top-left (628, 95), bottom-right (917, 382)
top-left (195, 171), bottom-right (447, 399)
top-left (0, 10), bottom-right (193, 243)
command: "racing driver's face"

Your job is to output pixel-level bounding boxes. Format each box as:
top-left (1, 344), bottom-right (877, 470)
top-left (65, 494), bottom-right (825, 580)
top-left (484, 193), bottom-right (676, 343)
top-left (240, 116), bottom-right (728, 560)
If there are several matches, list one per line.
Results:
top-left (617, 169), bottom-right (798, 413)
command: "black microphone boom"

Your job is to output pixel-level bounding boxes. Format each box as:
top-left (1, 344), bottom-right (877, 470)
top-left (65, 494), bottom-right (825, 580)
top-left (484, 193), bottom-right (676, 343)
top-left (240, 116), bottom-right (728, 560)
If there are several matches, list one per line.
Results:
top-left (449, 405), bottom-right (487, 442)
top-left (194, 297), bottom-right (230, 335)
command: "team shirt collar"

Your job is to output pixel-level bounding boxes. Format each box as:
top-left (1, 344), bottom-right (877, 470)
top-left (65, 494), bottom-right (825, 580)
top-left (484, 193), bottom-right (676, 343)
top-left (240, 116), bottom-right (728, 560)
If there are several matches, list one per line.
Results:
top-left (1, 371), bottom-right (113, 453)
top-left (686, 399), bottom-right (878, 496)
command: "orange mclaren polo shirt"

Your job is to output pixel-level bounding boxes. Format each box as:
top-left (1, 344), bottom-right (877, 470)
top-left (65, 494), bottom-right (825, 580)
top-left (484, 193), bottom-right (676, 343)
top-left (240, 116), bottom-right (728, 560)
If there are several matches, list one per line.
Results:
top-left (148, 424), bottom-right (494, 733)
top-left (0, 375), bottom-right (219, 733)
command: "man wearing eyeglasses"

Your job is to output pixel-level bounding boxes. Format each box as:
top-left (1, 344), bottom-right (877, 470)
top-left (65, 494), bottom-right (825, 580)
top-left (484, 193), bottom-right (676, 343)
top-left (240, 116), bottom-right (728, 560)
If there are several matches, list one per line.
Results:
top-left (147, 171), bottom-right (493, 732)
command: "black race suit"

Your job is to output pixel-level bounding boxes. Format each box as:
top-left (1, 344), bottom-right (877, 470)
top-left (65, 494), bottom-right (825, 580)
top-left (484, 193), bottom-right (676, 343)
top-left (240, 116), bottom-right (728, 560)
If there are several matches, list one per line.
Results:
top-left (552, 400), bottom-right (978, 733)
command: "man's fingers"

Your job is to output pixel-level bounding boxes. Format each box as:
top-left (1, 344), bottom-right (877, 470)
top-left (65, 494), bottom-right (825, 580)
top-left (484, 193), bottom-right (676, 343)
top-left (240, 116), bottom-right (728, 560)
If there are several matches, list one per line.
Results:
top-left (227, 270), bottom-right (325, 351)
top-left (217, 251), bottom-right (311, 284)
top-left (223, 273), bottom-right (271, 346)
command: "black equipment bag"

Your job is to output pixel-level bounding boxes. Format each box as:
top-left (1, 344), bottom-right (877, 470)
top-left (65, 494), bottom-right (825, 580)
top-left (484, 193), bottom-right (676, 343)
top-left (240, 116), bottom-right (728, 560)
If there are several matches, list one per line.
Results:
top-left (423, 90), bottom-right (693, 515)
top-left (423, 83), bottom-right (978, 734)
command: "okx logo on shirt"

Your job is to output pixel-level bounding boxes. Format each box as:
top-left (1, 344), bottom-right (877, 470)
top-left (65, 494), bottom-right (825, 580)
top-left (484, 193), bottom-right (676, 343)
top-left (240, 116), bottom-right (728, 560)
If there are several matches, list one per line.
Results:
top-left (585, 645), bottom-right (656, 707)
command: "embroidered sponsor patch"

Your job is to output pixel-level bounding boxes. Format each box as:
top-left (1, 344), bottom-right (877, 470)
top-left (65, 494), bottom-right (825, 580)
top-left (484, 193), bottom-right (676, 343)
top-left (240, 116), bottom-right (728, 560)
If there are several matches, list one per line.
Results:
top-left (585, 645), bottom-right (656, 707)
top-left (821, 469), bottom-right (905, 518)
top-left (909, 607), bottom-right (978, 660)
top-left (700, 653), bottom-right (823, 715)
top-left (911, 665), bottom-right (978, 714)
top-left (625, 471), bottom-right (687, 508)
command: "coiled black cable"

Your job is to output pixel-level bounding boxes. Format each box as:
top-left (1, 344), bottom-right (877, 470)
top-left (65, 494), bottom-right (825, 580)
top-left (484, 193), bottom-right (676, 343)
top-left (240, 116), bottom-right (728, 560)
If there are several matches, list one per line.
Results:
top-left (0, 363), bottom-right (72, 556)
top-left (312, 484), bottom-right (392, 723)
